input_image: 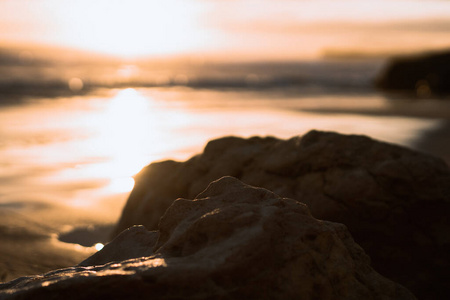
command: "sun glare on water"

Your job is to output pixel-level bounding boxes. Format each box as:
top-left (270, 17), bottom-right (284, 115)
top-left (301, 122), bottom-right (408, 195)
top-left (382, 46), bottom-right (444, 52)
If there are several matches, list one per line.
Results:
top-left (86, 89), bottom-right (153, 192)
top-left (46, 86), bottom-right (197, 210)
top-left (52, 88), bottom-right (158, 209)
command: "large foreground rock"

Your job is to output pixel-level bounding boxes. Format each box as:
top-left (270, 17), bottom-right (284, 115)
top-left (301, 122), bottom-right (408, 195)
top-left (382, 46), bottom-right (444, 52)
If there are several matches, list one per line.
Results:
top-left (0, 177), bottom-right (415, 299)
top-left (115, 130), bottom-right (450, 299)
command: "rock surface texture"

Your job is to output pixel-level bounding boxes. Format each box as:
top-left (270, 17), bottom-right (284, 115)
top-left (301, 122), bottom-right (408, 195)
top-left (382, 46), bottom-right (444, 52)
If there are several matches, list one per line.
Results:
top-left (115, 130), bottom-right (450, 300)
top-left (0, 177), bottom-right (415, 300)
top-left (78, 226), bottom-right (158, 267)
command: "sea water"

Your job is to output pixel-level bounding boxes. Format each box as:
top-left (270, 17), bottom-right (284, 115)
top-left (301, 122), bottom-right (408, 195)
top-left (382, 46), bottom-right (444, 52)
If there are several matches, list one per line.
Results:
top-left (0, 59), bottom-right (445, 228)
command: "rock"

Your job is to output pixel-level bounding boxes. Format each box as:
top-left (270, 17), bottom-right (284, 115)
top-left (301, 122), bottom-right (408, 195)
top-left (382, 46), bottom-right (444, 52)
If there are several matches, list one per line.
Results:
top-left (0, 177), bottom-right (415, 300)
top-left (114, 130), bottom-right (450, 300)
top-left (376, 50), bottom-right (450, 97)
top-left (78, 225), bottom-right (157, 267)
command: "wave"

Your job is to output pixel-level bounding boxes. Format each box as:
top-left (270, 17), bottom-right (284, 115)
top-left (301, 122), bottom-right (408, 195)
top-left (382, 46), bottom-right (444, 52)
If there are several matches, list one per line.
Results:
top-left (0, 59), bottom-right (385, 102)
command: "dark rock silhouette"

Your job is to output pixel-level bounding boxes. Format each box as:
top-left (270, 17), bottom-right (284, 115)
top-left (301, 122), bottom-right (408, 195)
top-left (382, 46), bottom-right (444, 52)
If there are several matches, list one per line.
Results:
top-left (0, 177), bottom-right (415, 300)
top-left (376, 50), bottom-right (450, 97)
top-left (78, 226), bottom-right (157, 267)
top-left (114, 130), bottom-right (450, 300)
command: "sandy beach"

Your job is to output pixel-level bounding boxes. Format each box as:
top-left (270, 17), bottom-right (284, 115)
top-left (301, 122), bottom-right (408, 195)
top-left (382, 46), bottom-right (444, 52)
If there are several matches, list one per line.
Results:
top-left (413, 120), bottom-right (450, 166)
top-left (0, 209), bottom-right (96, 282)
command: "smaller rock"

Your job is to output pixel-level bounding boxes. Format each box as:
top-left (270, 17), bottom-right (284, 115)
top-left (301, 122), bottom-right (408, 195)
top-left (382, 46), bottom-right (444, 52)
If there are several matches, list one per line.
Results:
top-left (0, 177), bottom-right (416, 300)
top-left (79, 225), bottom-right (157, 267)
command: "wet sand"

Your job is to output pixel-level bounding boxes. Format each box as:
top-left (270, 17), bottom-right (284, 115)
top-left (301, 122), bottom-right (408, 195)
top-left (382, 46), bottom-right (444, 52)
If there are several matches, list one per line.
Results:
top-left (0, 194), bottom-right (123, 283)
top-left (412, 120), bottom-right (450, 166)
top-left (0, 209), bottom-right (97, 282)
top-left (301, 96), bottom-right (450, 165)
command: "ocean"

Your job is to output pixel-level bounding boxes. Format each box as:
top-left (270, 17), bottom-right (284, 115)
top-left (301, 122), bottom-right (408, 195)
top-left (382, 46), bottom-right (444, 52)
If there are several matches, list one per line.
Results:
top-left (0, 58), bottom-right (447, 230)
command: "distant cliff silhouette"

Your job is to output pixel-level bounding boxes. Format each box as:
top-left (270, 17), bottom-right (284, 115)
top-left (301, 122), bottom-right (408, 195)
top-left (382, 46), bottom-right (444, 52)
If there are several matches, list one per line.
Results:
top-left (376, 50), bottom-right (450, 97)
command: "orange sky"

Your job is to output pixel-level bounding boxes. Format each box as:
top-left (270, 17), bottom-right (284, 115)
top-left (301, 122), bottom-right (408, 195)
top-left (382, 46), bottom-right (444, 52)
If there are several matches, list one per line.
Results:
top-left (1, 0), bottom-right (450, 59)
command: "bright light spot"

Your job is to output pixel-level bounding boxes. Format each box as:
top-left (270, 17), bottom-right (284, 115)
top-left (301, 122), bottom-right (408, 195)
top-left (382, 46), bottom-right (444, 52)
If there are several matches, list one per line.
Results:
top-left (98, 89), bottom-right (153, 176)
top-left (108, 177), bottom-right (135, 193)
top-left (42, 281), bottom-right (51, 287)
top-left (73, 88), bottom-right (158, 196)
top-left (33, 0), bottom-right (213, 57)
top-left (35, 88), bottom-right (196, 208)
top-left (149, 258), bottom-right (167, 267)
top-left (106, 88), bottom-right (149, 117)
top-left (95, 243), bottom-right (104, 251)
top-left (2, 0), bottom-right (450, 58)
top-left (68, 78), bottom-right (84, 92)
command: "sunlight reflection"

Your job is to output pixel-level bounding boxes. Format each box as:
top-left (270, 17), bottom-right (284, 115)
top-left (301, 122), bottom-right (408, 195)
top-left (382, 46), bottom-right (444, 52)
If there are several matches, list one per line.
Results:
top-left (98, 88), bottom-right (152, 177)
top-left (0, 86), bottom-right (445, 223)
top-left (107, 88), bottom-right (149, 116)
top-left (51, 89), bottom-right (155, 208)
top-left (56, 87), bottom-right (196, 203)
top-left (95, 243), bottom-right (104, 251)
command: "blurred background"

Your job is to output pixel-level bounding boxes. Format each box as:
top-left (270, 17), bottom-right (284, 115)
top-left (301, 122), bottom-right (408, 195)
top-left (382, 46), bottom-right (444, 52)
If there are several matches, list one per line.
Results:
top-left (1, 0), bottom-right (450, 282)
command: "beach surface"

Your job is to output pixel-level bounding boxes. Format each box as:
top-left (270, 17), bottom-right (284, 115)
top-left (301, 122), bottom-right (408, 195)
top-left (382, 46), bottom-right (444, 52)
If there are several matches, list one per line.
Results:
top-left (0, 87), bottom-right (449, 283)
top-left (0, 209), bottom-right (96, 282)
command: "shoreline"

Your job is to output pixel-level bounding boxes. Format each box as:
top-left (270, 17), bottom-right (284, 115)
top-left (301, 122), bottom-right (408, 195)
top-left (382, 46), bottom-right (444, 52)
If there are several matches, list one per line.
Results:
top-left (0, 209), bottom-right (96, 283)
top-left (413, 119), bottom-right (450, 166)
top-left (295, 96), bottom-right (450, 165)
